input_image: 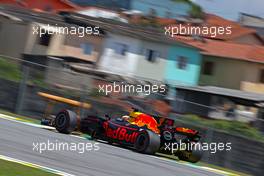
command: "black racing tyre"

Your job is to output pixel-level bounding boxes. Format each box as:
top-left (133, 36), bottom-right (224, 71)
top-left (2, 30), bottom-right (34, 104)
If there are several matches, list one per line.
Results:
top-left (134, 130), bottom-right (160, 155)
top-left (177, 142), bottom-right (203, 163)
top-left (55, 110), bottom-right (77, 134)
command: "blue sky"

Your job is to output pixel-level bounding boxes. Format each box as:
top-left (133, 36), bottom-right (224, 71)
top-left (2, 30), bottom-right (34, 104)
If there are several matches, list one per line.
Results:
top-left (192, 0), bottom-right (264, 20)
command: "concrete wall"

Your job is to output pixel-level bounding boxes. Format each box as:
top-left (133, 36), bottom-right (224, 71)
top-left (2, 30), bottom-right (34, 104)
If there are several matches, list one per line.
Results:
top-left (165, 45), bottom-right (201, 86)
top-left (199, 56), bottom-right (264, 90)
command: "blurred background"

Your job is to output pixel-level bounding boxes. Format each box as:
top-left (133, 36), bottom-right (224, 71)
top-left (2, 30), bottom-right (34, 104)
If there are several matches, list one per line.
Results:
top-left (0, 0), bottom-right (264, 175)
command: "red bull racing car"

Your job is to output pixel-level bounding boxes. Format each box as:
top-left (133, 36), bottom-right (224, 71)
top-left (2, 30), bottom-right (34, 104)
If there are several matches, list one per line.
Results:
top-left (50, 109), bottom-right (203, 163)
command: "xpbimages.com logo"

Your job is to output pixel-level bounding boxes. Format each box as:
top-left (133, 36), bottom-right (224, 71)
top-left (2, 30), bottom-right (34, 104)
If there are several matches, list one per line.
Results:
top-left (33, 140), bottom-right (100, 154)
top-left (98, 82), bottom-right (166, 95)
top-left (32, 24), bottom-right (100, 37)
top-left (164, 141), bottom-right (232, 154)
top-left (164, 24), bottom-right (232, 38)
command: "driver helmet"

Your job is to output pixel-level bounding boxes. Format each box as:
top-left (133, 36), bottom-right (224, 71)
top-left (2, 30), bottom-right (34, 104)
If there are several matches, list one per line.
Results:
top-left (121, 115), bottom-right (130, 121)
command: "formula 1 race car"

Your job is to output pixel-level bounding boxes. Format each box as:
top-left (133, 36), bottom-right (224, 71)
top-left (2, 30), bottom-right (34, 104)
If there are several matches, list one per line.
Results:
top-left (49, 109), bottom-right (203, 163)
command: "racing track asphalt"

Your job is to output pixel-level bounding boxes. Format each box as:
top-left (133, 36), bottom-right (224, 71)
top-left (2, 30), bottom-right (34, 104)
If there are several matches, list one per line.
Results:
top-left (0, 118), bottom-right (223, 176)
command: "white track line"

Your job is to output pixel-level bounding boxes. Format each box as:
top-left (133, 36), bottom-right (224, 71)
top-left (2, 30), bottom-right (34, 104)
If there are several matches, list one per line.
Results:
top-left (0, 114), bottom-right (55, 130)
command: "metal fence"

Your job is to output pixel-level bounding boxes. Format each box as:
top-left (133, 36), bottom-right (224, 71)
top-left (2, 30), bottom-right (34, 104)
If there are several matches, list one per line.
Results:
top-left (0, 56), bottom-right (131, 118)
top-left (0, 56), bottom-right (263, 176)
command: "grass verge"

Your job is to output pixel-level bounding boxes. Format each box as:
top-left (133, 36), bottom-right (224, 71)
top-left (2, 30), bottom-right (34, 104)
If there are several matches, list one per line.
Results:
top-left (0, 159), bottom-right (58, 176)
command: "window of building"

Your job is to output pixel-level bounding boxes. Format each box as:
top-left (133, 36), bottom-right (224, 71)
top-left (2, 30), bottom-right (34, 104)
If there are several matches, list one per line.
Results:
top-left (202, 61), bottom-right (215, 75)
top-left (260, 69), bottom-right (264, 83)
top-left (81, 43), bottom-right (93, 55)
top-left (177, 56), bottom-right (188, 69)
top-left (145, 49), bottom-right (159, 63)
top-left (39, 30), bottom-right (52, 46)
top-left (114, 43), bottom-right (128, 56)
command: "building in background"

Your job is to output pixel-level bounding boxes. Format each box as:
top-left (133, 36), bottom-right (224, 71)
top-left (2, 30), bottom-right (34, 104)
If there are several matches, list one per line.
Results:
top-left (240, 13), bottom-right (264, 28)
top-left (0, 6), bottom-right (104, 64)
top-left (165, 43), bottom-right (201, 86)
top-left (239, 13), bottom-right (264, 41)
top-left (98, 31), bottom-right (170, 81)
top-left (175, 37), bottom-right (264, 92)
top-left (204, 14), bottom-right (264, 45)
top-left (71, 0), bottom-right (191, 18)
top-left (1, 3), bottom-right (264, 95)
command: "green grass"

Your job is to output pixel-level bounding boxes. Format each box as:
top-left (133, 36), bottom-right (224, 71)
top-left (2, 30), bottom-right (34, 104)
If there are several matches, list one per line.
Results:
top-left (0, 159), bottom-right (58, 176)
top-left (0, 57), bottom-right (46, 87)
top-left (0, 57), bottom-right (21, 82)
top-left (177, 114), bottom-right (264, 142)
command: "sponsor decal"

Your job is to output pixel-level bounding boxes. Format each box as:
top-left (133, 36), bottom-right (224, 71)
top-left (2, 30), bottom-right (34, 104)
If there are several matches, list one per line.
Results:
top-left (103, 122), bottom-right (139, 143)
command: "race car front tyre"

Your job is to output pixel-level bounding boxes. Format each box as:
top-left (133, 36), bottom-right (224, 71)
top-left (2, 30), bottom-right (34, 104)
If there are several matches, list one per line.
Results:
top-left (177, 142), bottom-right (203, 163)
top-left (55, 110), bottom-right (77, 134)
top-left (134, 130), bottom-right (160, 155)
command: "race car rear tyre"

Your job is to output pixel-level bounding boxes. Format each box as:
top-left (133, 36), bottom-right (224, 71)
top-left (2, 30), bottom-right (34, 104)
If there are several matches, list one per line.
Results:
top-left (134, 130), bottom-right (160, 155)
top-left (177, 142), bottom-right (203, 163)
top-left (55, 110), bottom-right (77, 134)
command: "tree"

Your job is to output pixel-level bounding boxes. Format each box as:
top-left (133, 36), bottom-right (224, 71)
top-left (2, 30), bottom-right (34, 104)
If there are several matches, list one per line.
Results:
top-left (189, 4), bottom-right (204, 19)
top-left (171, 0), bottom-right (204, 19)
